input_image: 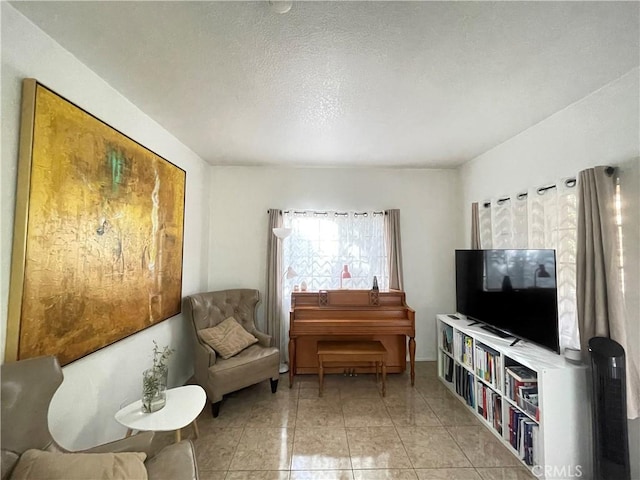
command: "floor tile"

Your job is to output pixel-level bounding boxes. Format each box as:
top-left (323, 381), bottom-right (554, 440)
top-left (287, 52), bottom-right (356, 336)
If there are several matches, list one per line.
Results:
top-left (397, 426), bottom-right (471, 468)
top-left (414, 378), bottom-right (453, 399)
top-left (295, 375), bottom-right (324, 388)
top-left (347, 426), bottom-right (412, 469)
top-left (340, 383), bottom-right (382, 400)
top-left (414, 468), bottom-right (482, 479)
top-left (228, 427), bottom-right (293, 470)
top-left (290, 471), bottom-right (354, 480)
top-left (414, 362), bottom-right (438, 377)
top-left (297, 398), bottom-right (345, 427)
top-left (187, 363), bottom-right (527, 478)
top-left (196, 470), bottom-right (227, 480)
top-left (475, 467), bottom-right (536, 480)
top-left (245, 398), bottom-right (298, 427)
top-left (291, 427), bottom-right (351, 470)
top-left (225, 471), bottom-right (291, 480)
top-left (387, 402), bottom-right (442, 427)
top-left (382, 386), bottom-right (426, 407)
top-left (353, 469), bottom-right (418, 479)
top-left (193, 427), bottom-right (243, 470)
top-left (447, 427), bottom-right (521, 468)
top-left (342, 398), bottom-right (393, 427)
top-left (204, 400), bottom-right (254, 428)
top-left (425, 396), bottom-right (480, 427)
top-left (300, 385), bottom-right (340, 400)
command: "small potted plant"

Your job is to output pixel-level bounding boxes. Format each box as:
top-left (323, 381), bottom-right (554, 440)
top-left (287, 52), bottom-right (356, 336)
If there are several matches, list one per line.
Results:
top-left (142, 341), bottom-right (174, 413)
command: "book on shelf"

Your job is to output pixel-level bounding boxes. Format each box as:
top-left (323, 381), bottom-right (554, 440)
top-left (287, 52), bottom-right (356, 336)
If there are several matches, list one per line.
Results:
top-left (506, 365), bottom-right (537, 382)
top-left (475, 343), bottom-right (501, 389)
top-left (454, 364), bottom-right (475, 407)
top-left (441, 325), bottom-right (453, 354)
top-left (531, 424), bottom-right (539, 465)
top-left (508, 405), bottom-right (538, 466)
top-left (475, 381), bottom-right (502, 435)
top-left (505, 365), bottom-right (538, 402)
top-left (518, 385), bottom-right (539, 420)
top-left (443, 354), bottom-right (454, 383)
top-left (460, 334), bottom-right (473, 368)
top-left (494, 397), bottom-right (502, 435)
top-left (477, 382), bottom-right (484, 416)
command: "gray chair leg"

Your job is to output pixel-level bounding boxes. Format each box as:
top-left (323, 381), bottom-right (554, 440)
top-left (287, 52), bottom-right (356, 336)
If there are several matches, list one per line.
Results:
top-left (270, 378), bottom-right (279, 393)
top-left (211, 401), bottom-right (221, 418)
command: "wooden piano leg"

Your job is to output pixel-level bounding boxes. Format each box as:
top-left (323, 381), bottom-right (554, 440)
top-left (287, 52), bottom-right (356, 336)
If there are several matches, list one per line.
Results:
top-left (409, 336), bottom-right (416, 386)
top-left (318, 355), bottom-right (324, 397)
top-left (381, 360), bottom-right (387, 397)
top-left (288, 337), bottom-right (296, 388)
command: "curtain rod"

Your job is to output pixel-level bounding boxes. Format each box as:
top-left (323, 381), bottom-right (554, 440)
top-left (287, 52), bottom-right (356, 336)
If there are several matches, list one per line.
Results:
top-left (482, 166), bottom-right (616, 208)
top-left (267, 209), bottom-right (386, 216)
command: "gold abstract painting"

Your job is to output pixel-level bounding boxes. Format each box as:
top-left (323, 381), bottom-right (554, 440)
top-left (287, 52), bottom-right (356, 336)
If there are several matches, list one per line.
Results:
top-left (7, 79), bottom-right (185, 365)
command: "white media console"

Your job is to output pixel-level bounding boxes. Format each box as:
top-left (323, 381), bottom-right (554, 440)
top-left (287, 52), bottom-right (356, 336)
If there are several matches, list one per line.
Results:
top-left (436, 314), bottom-right (592, 479)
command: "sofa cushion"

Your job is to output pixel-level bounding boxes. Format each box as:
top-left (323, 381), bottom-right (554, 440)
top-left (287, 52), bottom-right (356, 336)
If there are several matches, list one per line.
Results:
top-left (9, 449), bottom-right (147, 480)
top-left (144, 440), bottom-right (198, 480)
top-left (198, 316), bottom-right (258, 359)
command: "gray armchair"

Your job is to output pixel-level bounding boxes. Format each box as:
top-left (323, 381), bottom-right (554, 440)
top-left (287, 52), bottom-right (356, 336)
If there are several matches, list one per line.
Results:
top-left (185, 289), bottom-right (280, 417)
top-left (1, 356), bottom-right (198, 480)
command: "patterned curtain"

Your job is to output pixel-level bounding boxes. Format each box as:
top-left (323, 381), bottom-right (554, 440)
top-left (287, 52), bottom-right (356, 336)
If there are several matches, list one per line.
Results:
top-left (477, 178), bottom-right (580, 351)
top-left (283, 211), bottom-right (388, 291)
top-left (529, 181), bottom-right (579, 351)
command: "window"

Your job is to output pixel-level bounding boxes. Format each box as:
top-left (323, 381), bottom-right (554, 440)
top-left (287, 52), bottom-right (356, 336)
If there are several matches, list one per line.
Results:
top-left (282, 210), bottom-right (388, 291)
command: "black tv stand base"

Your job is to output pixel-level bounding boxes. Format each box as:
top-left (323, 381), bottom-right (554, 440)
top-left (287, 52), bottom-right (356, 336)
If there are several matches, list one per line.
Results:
top-left (480, 325), bottom-right (513, 339)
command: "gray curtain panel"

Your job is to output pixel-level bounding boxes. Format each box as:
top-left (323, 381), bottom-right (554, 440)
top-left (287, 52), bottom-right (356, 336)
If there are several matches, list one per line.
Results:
top-left (385, 209), bottom-right (404, 290)
top-left (577, 166), bottom-right (639, 418)
top-left (471, 202), bottom-right (481, 249)
top-left (265, 209), bottom-right (283, 351)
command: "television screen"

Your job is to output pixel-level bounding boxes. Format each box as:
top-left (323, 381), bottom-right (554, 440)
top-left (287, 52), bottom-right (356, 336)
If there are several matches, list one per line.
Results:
top-left (455, 249), bottom-right (560, 354)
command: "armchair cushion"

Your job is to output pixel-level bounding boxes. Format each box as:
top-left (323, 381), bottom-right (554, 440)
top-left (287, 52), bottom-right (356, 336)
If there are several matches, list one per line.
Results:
top-left (10, 450), bottom-right (148, 480)
top-left (198, 316), bottom-right (258, 359)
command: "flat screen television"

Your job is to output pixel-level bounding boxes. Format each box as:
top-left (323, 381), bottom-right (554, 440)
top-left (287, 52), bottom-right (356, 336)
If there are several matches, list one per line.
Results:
top-left (455, 249), bottom-right (560, 354)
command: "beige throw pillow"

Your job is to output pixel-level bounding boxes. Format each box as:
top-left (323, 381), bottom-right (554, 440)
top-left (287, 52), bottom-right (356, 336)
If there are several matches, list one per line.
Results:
top-left (198, 316), bottom-right (258, 359)
top-left (10, 449), bottom-right (147, 480)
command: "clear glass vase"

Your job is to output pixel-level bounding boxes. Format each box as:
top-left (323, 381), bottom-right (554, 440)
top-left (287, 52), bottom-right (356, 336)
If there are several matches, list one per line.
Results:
top-left (141, 367), bottom-right (167, 413)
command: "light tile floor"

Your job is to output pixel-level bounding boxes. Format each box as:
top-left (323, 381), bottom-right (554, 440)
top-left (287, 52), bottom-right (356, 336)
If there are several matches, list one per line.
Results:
top-left (170, 362), bottom-right (536, 480)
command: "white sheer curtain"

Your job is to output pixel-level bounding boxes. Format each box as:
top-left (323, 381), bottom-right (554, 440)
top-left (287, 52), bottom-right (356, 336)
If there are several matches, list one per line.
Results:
top-left (278, 211), bottom-right (388, 363)
top-left (478, 178), bottom-right (580, 351)
top-left (283, 211), bottom-right (388, 291)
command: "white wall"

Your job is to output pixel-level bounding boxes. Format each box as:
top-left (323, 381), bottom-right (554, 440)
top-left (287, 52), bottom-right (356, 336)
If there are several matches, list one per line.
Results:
top-left (1, 4), bottom-right (210, 449)
top-left (208, 166), bottom-right (462, 361)
top-left (459, 68), bottom-right (639, 227)
top-left (458, 67), bottom-right (640, 478)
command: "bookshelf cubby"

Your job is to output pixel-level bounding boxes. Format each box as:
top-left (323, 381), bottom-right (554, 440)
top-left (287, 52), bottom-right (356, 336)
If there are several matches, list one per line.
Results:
top-left (436, 314), bottom-right (591, 480)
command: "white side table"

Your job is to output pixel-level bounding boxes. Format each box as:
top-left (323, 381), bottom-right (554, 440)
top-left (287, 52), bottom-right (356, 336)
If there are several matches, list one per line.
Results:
top-left (115, 385), bottom-right (206, 443)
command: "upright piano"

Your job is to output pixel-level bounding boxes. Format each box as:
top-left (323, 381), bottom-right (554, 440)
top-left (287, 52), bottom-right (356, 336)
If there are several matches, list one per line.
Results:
top-left (288, 289), bottom-right (416, 387)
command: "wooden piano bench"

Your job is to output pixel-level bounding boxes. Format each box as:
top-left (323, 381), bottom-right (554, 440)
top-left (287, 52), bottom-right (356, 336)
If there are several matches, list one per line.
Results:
top-left (317, 340), bottom-right (387, 397)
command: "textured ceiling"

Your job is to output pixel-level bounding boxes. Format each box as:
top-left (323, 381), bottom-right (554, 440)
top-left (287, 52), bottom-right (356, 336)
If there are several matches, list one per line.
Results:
top-left (10, 1), bottom-right (640, 168)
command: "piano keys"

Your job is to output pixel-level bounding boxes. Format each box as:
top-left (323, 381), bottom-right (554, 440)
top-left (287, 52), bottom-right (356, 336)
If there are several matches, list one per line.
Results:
top-left (288, 289), bottom-right (416, 387)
